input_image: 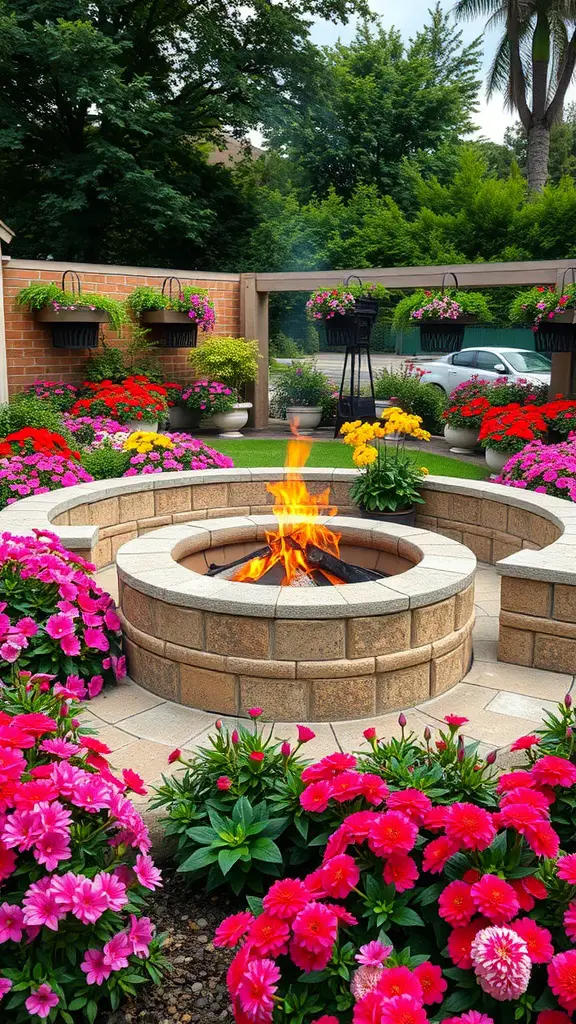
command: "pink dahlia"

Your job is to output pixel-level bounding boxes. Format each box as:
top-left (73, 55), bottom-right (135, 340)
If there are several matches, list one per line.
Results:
top-left (386, 788), bottom-right (432, 824)
top-left (368, 811), bottom-right (418, 857)
top-left (247, 913), bottom-right (290, 957)
top-left (379, 994), bottom-right (428, 1024)
top-left (321, 853), bottom-right (360, 899)
top-left (422, 836), bottom-right (458, 875)
top-left (438, 880), bottom-right (475, 926)
top-left (356, 941), bottom-right (393, 967)
top-left (214, 911), bottom-right (254, 948)
top-left (549, 950), bottom-right (576, 1012)
top-left (413, 961), bottom-right (447, 1004)
top-left (377, 966), bottom-right (423, 1002)
top-left (261, 878), bottom-right (309, 921)
top-left (532, 755), bottom-right (576, 789)
top-left (511, 917), bottom-right (554, 963)
top-left (292, 902), bottom-right (338, 954)
top-left (383, 854), bottom-right (419, 892)
top-left (351, 964), bottom-right (384, 1001)
top-left (557, 853), bottom-right (576, 885)
top-left (444, 803), bottom-right (496, 851)
top-left (300, 779), bottom-right (334, 813)
top-left (471, 925), bottom-right (531, 1000)
top-left (470, 874), bottom-right (519, 924)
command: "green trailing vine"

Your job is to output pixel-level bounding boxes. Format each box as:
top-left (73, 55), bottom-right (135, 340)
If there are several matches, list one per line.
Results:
top-left (16, 281), bottom-right (129, 333)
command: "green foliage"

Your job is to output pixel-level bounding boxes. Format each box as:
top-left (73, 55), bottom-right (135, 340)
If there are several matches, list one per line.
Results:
top-left (392, 289), bottom-right (493, 329)
top-left (270, 361), bottom-right (336, 414)
top-left (270, 333), bottom-right (305, 359)
top-left (80, 446), bottom-right (130, 480)
top-left (84, 345), bottom-right (127, 384)
top-left (373, 367), bottom-right (446, 435)
top-left (349, 445), bottom-right (427, 514)
top-left (189, 336), bottom-right (260, 395)
top-left (16, 282), bottom-right (129, 333)
top-left (152, 718), bottom-right (322, 895)
top-left (0, 394), bottom-right (67, 437)
top-left (127, 285), bottom-right (211, 316)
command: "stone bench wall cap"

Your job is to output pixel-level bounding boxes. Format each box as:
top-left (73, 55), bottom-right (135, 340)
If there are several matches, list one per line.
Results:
top-left (497, 547), bottom-right (576, 585)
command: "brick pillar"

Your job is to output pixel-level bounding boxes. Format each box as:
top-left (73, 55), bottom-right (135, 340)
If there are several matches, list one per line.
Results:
top-left (240, 272), bottom-right (269, 428)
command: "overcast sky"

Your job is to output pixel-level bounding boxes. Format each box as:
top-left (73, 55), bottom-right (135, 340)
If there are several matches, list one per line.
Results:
top-left (307, 0), bottom-right (576, 143)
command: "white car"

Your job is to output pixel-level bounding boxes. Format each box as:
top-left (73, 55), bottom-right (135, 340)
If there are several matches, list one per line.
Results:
top-left (412, 347), bottom-right (551, 396)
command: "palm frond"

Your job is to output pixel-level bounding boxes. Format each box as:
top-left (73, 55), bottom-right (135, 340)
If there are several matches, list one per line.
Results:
top-left (453, 0), bottom-right (505, 19)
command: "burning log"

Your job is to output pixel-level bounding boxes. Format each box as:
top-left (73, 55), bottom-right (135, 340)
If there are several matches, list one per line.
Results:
top-left (208, 539), bottom-right (387, 586)
top-left (305, 544), bottom-right (387, 583)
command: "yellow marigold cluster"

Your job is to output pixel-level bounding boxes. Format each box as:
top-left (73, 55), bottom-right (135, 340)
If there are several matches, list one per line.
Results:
top-left (123, 431), bottom-right (175, 454)
top-left (341, 408), bottom-right (430, 468)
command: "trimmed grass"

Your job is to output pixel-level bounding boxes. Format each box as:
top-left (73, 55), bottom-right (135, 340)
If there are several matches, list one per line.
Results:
top-left (210, 438), bottom-right (489, 479)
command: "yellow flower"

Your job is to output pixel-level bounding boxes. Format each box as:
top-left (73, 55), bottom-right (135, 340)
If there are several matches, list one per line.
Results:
top-left (420, 466), bottom-right (430, 475)
top-left (124, 431), bottom-right (174, 453)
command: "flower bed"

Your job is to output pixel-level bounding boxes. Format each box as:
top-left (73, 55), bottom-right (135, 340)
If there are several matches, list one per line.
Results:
top-left (70, 377), bottom-right (168, 425)
top-left (479, 404), bottom-right (549, 456)
top-left (0, 530), bottom-right (124, 691)
top-left (0, 452), bottom-right (93, 508)
top-left (122, 431), bottom-right (233, 475)
top-left (0, 671), bottom-right (164, 1022)
top-left (22, 381), bottom-right (79, 412)
top-left (496, 439), bottom-right (576, 501)
top-left (216, 710), bottom-right (576, 1024)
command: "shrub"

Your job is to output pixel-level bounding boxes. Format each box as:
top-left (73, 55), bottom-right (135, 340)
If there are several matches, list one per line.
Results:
top-left (16, 281), bottom-right (129, 333)
top-left (189, 336), bottom-right (260, 396)
top-left (22, 380), bottom-right (79, 412)
top-left (496, 439), bottom-right (576, 501)
top-left (71, 377), bottom-right (168, 425)
top-left (84, 345), bottom-right (127, 384)
top-left (221, 730), bottom-right (576, 1024)
top-left (488, 377), bottom-right (549, 407)
top-left (0, 395), bottom-right (67, 437)
top-left (0, 530), bottom-right (124, 691)
top-left (0, 670), bottom-right (165, 1022)
top-left (270, 333), bottom-right (304, 359)
top-left (81, 445), bottom-right (131, 480)
top-left (393, 289), bottom-right (493, 328)
top-left (152, 712), bottom-right (322, 895)
top-left (271, 362), bottom-right (335, 416)
top-left (479, 403), bottom-right (548, 455)
top-left (0, 453), bottom-right (93, 509)
top-left (374, 363), bottom-right (446, 435)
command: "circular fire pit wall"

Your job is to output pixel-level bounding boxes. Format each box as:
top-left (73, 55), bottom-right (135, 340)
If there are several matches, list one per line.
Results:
top-left (116, 516), bottom-right (476, 722)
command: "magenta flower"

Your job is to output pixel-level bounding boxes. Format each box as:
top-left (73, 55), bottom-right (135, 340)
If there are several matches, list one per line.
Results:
top-left (33, 829), bottom-right (71, 871)
top-left (0, 977), bottom-right (12, 999)
top-left (81, 947), bottom-right (113, 985)
top-left (25, 983), bottom-right (59, 1019)
top-left (103, 930), bottom-right (133, 971)
top-left (71, 879), bottom-right (109, 924)
top-left (0, 902), bottom-right (24, 942)
top-left (134, 853), bottom-right (163, 890)
top-left (129, 913), bottom-right (154, 957)
top-left (45, 613), bottom-right (75, 639)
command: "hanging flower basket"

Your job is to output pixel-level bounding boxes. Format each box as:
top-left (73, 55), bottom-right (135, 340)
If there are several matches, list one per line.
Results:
top-left (36, 306), bottom-right (108, 349)
top-left (128, 277), bottom-right (215, 348)
top-left (534, 310), bottom-right (576, 354)
top-left (510, 269), bottom-right (576, 354)
top-left (306, 280), bottom-right (385, 351)
top-left (419, 314), bottom-right (478, 354)
top-left (393, 274), bottom-right (491, 354)
top-left (19, 270), bottom-right (125, 350)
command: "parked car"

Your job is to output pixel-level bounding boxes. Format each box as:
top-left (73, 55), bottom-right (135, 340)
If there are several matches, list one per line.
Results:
top-left (412, 347), bottom-right (551, 395)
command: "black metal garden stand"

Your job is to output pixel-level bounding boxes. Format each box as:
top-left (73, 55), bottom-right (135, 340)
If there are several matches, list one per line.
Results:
top-left (327, 278), bottom-right (378, 437)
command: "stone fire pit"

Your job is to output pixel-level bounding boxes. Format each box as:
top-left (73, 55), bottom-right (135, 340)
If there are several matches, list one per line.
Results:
top-left (116, 515), bottom-right (476, 722)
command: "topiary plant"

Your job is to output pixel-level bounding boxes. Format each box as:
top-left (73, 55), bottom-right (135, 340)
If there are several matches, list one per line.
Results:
top-left (189, 336), bottom-right (260, 397)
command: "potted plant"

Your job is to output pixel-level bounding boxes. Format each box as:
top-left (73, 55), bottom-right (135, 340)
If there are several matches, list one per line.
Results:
top-left (479, 402), bottom-right (548, 475)
top-left (341, 407), bottom-right (431, 524)
top-left (16, 272), bottom-right (129, 349)
top-left (70, 376), bottom-right (168, 432)
top-left (393, 278), bottom-right (492, 353)
top-left (189, 336), bottom-right (260, 436)
top-left (270, 361), bottom-right (335, 430)
top-left (374, 362), bottom-right (446, 435)
top-left (176, 380), bottom-right (237, 435)
top-left (510, 276), bottom-right (576, 352)
top-left (443, 376), bottom-right (492, 452)
top-left (305, 280), bottom-right (388, 351)
top-left (126, 278), bottom-right (216, 348)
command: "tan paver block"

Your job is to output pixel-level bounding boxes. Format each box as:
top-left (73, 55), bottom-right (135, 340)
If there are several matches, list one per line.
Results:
top-left (462, 532), bottom-right (492, 563)
top-left (330, 482), bottom-right (354, 506)
top-left (432, 626), bottom-right (468, 658)
top-left (462, 712), bottom-right (544, 748)
top-left (411, 599), bottom-right (455, 647)
top-left (274, 619), bottom-right (345, 661)
top-left (192, 483), bottom-right (229, 510)
top-left (452, 494), bottom-right (482, 525)
top-left (493, 537), bottom-right (522, 561)
top-left (297, 657), bottom-right (375, 679)
top-left (155, 486), bottom-right (192, 516)
top-left (91, 537), bottom-right (112, 568)
top-left (165, 644), bottom-right (226, 671)
top-left (534, 635), bottom-right (576, 675)
top-left (500, 610), bottom-right (576, 640)
top-left (172, 510), bottom-right (209, 523)
top-left (154, 601), bottom-right (204, 648)
top-left (435, 527), bottom-right (463, 543)
top-left (332, 709), bottom-right (436, 752)
top-left (465, 660), bottom-right (571, 698)
top-left (90, 679), bottom-right (165, 724)
top-left (480, 500), bottom-right (507, 532)
top-left (474, 616), bottom-right (499, 641)
top-left (124, 639), bottom-right (180, 702)
top-left (121, 614), bottom-right (165, 657)
top-left (501, 577), bottom-right (551, 617)
top-left (421, 491), bottom-right (452, 519)
top-left (239, 677), bottom-right (309, 720)
top-left (486, 691), bottom-right (558, 722)
top-left (507, 506), bottom-right (537, 541)
top-left (227, 656), bottom-right (296, 678)
top-left (554, 584), bottom-right (576, 623)
top-left (111, 531), bottom-right (137, 558)
top-left (498, 625), bottom-right (534, 667)
top-left (377, 663), bottom-right (430, 713)
top-left (52, 511), bottom-right (69, 526)
top-left (375, 645), bottom-right (431, 671)
top-left (472, 639), bottom-right (498, 663)
top-left (180, 665), bottom-right (238, 714)
top-left (271, 722), bottom-right (337, 759)
top-left (229, 482), bottom-right (274, 507)
top-left (90, 497), bottom-right (120, 527)
top-left (100, 521), bottom-right (138, 539)
top-left (119, 702), bottom-right (212, 745)
top-left (137, 515), bottom-right (171, 533)
top-left (206, 613), bottom-right (270, 658)
top-left (119, 491), bottom-right (155, 523)
top-left (430, 645), bottom-right (463, 694)
top-left (455, 585), bottom-right (475, 629)
top-left (122, 585), bottom-right (156, 635)
top-left (346, 612), bottom-right (411, 658)
top-left (108, 739), bottom-right (179, 786)
top-left (92, 724), bottom-right (134, 752)
top-left (310, 676), bottom-right (376, 721)
top-left (423, 681), bottom-right (494, 719)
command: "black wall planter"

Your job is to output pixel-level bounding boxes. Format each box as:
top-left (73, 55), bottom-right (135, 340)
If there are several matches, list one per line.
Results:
top-left (419, 315), bottom-right (477, 354)
top-left (141, 310), bottom-right (198, 348)
top-left (534, 312), bottom-right (576, 354)
top-left (37, 308), bottom-right (108, 350)
top-left (324, 297), bottom-right (378, 351)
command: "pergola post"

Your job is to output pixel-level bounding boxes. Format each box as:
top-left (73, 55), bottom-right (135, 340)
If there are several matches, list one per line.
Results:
top-left (0, 220), bottom-right (14, 404)
top-left (240, 272), bottom-right (269, 428)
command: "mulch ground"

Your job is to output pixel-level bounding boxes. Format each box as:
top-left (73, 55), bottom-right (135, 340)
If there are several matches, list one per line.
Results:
top-left (100, 874), bottom-right (237, 1024)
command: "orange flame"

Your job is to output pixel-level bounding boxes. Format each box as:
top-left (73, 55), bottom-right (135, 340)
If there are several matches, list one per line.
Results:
top-left (233, 423), bottom-right (340, 586)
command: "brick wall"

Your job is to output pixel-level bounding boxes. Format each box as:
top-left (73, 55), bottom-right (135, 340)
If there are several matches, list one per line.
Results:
top-left (2, 259), bottom-right (241, 393)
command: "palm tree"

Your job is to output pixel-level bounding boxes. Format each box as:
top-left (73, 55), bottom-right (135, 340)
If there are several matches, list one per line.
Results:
top-left (454, 1), bottom-right (576, 190)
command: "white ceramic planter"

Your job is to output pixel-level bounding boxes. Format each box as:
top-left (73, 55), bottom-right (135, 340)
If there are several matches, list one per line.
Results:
top-left (169, 406), bottom-right (199, 431)
top-left (444, 425), bottom-right (480, 454)
top-left (375, 399), bottom-right (397, 418)
top-left (211, 402), bottom-right (252, 438)
top-left (124, 419), bottom-right (158, 434)
top-left (287, 405), bottom-right (323, 431)
top-left (485, 447), bottom-right (511, 476)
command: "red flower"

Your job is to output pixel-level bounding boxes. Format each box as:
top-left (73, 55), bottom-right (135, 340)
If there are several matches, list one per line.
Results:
top-left (439, 880), bottom-right (476, 926)
top-left (422, 835), bottom-right (458, 874)
top-left (510, 734), bottom-right (540, 751)
top-left (249, 751), bottom-right (264, 763)
top-left (548, 950), bottom-right (576, 1013)
top-left (368, 812), bottom-right (418, 857)
top-left (262, 878), bottom-right (309, 921)
top-left (361, 774), bottom-right (389, 806)
top-left (292, 902), bottom-right (338, 954)
top-left (470, 874), bottom-right (519, 924)
top-left (383, 853), bottom-right (419, 892)
top-left (444, 715), bottom-right (468, 727)
top-left (214, 911), bottom-right (254, 948)
top-left (532, 755), bottom-right (576, 789)
top-left (524, 819), bottom-right (560, 858)
top-left (217, 776), bottom-right (232, 791)
top-left (296, 725), bottom-right (315, 743)
top-left (300, 779), bottom-right (333, 813)
top-left (444, 802), bottom-right (496, 851)
top-left (331, 770), bottom-right (364, 802)
top-left (247, 914), bottom-right (290, 957)
top-left (447, 918), bottom-right (490, 968)
top-left (387, 788), bottom-right (432, 824)
top-left (413, 961), bottom-right (447, 1004)
top-left (321, 853), bottom-right (360, 899)
top-left (379, 995), bottom-right (428, 1024)
top-left (168, 749), bottom-right (181, 764)
top-left (512, 917), bottom-right (554, 963)
top-left (377, 966), bottom-right (423, 1001)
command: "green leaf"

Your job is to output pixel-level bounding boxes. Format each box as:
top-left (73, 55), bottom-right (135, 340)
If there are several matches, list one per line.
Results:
top-left (186, 826), bottom-right (219, 844)
top-left (177, 846), bottom-right (219, 873)
top-left (86, 1000), bottom-right (99, 1024)
top-left (250, 837), bottom-right (283, 863)
top-left (232, 797), bottom-right (254, 827)
top-left (246, 896), bottom-right (264, 916)
top-left (218, 847), bottom-right (244, 875)
top-left (390, 907), bottom-right (424, 927)
top-left (440, 989), bottom-right (479, 1015)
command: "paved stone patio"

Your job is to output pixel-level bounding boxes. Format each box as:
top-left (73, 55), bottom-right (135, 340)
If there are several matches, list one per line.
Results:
top-left (90, 563), bottom-right (575, 791)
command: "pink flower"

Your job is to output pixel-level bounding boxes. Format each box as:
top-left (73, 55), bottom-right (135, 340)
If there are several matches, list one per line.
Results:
top-left (25, 983), bottom-right (59, 1018)
top-left (470, 874), bottom-right (520, 924)
top-left (248, 913), bottom-right (290, 957)
top-left (292, 901), bottom-right (338, 953)
top-left (0, 902), bottom-right (24, 942)
top-left (262, 878), bottom-right (309, 922)
top-left (549, 950), bottom-right (576, 1012)
top-left (217, 775), bottom-right (232, 791)
top-left (471, 925), bottom-right (531, 1000)
top-left (445, 715), bottom-right (469, 727)
top-left (413, 961), bottom-right (447, 1004)
top-left (300, 779), bottom-right (334, 813)
top-left (81, 947), bottom-right (112, 985)
top-left (33, 829), bottom-right (70, 870)
top-left (249, 751), bottom-right (265, 763)
top-left (422, 835), bottom-right (458, 874)
top-left (135, 853), bottom-right (162, 890)
top-left (368, 812), bottom-right (418, 857)
top-left (444, 803), bottom-right (496, 851)
top-left (0, 978), bottom-right (12, 999)
top-left (510, 734), bottom-right (540, 751)
top-left (386, 788), bottom-right (431, 824)
top-left (94, 871), bottom-right (128, 912)
top-left (88, 674), bottom-right (104, 698)
top-left (72, 878), bottom-right (108, 924)
top-left (129, 914), bottom-right (154, 957)
top-left (45, 613), bottom-right (75, 639)
top-left (558, 853), bottom-right (576, 884)
top-left (532, 755), bottom-right (576, 788)
top-left (168, 748), bottom-right (181, 764)
top-left (40, 737), bottom-right (80, 759)
top-left (351, 964), bottom-right (384, 1001)
top-left (297, 725), bottom-right (315, 743)
top-left (214, 911), bottom-right (255, 948)
top-left (438, 880), bottom-right (475, 927)
top-left (361, 774), bottom-right (389, 806)
top-left (379, 994), bottom-right (428, 1024)
top-left (22, 882), bottom-right (65, 931)
top-left (321, 853), bottom-right (360, 898)
top-left (447, 919), bottom-right (490, 969)
top-left (512, 917), bottom-right (554, 963)
top-left (383, 853), bottom-right (419, 892)
top-left (237, 958), bottom-right (280, 1021)
top-left (356, 941), bottom-right (393, 966)
top-left (60, 633), bottom-right (80, 656)
top-left (247, 707), bottom-right (263, 719)
top-left (363, 727), bottom-right (377, 741)
top-left (103, 931), bottom-right (133, 971)
top-left (84, 627), bottom-right (109, 651)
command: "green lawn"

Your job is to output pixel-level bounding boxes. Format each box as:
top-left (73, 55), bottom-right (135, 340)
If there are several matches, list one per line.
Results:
top-left (211, 438), bottom-right (489, 479)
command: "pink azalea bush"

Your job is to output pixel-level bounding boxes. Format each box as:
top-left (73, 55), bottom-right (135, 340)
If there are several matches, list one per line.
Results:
top-left (0, 453), bottom-right (93, 509)
top-left (218, 717), bottom-right (576, 1024)
top-left (0, 530), bottom-right (125, 693)
top-left (0, 671), bottom-right (165, 1021)
top-left (496, 439), bottom-right (576, 502)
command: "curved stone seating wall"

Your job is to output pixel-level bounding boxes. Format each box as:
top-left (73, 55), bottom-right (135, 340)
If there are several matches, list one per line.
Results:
top-left (116, 517), bottom-right (476, 721)
top-left (0, 468), bottom-right (575, 674)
